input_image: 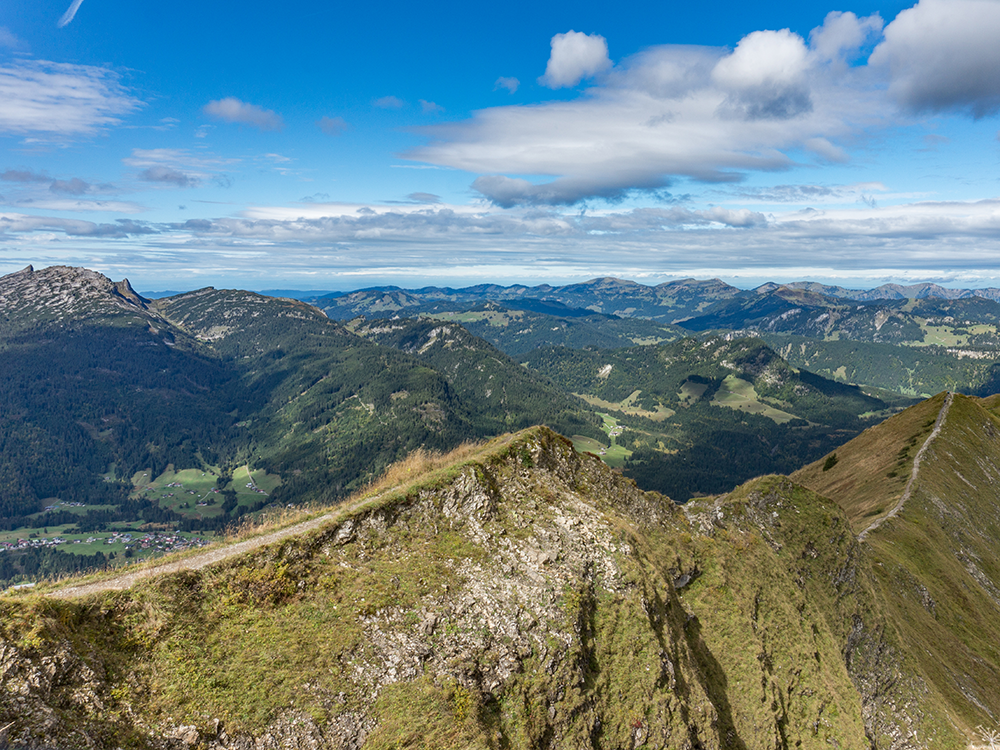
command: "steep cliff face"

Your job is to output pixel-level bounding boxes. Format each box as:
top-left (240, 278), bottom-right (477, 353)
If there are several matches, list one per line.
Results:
top-left (0, 425), bottom-right (984, 749)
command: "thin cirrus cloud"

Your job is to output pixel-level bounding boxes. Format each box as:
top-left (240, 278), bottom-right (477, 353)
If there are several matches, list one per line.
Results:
top-left (0, 26), bottom-right (24, 48)
top-left (0, 60), bottom-right (140, 137)
top-left (123, 148), bottom-right (235, 188)
top-left (57, 0), bottom-right (86, 27)
top-left (409, 5), bottom-right (1000, 209)
top-left (203, 97), bottom-right (284, 131)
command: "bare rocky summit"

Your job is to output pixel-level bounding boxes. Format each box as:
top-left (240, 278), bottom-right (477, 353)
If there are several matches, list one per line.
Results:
top-left (0, 265), bottom-right (158, 335)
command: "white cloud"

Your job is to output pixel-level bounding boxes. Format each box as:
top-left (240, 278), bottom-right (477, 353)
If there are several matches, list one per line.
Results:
top-left (203, 97), bottom-right (283, 131)
top-left (317, 116), bottom-right (348, 135)
top-left (420, 99), bottom-right (444, 114)
top-left (12, 198), bottom-right (144, 213)
top-left (139, 166), bottom-right (200, 188)
top-left (123, 148), bottom-right (237, 171)
top-left (0, 27), bottom-right (25, 48)
top-left (494, 77), bottom-right (519, 94)
top-left (712, 29), bottom-right (813, 120)
top-left (11, 197), bottom-right (1000, 287)
top-left (713, 29), bottom-right (809, 90)
top-left (870, 0), bottom-right (1000, 117)
top-left (57, 0), bottom-right (86, 28)
top-left (539, 31), bottom-right (612, 88)
top-left (808, 11), bottom-right (883, 66)
top-left (373, 96), bottom-right (405, 109)
top-left (0, 212), bottom-right (154, 237)
top-left (407, 13), bottom-right (906, 208)
top-left (0, 61), bottom-right (140, 138)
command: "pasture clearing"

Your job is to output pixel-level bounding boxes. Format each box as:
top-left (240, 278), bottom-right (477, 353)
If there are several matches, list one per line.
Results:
top-left (711, 375), bottom-right (799, 424)
top-left (575, 390), bottom-right (675, 421)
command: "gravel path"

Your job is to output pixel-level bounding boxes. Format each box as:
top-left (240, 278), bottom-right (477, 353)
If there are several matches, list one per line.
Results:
top-left (858, 391), bottom-right (953, 542)
top-left (45, 493), bottom-right (380, 600)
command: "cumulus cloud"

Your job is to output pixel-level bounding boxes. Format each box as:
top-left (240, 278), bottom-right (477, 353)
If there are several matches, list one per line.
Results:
top-left (809, 11), bottom-right (883, 65)
top-left (420, 99), bottom-right (444, 114)
top-left (203, 97), bottom-right (283, 131)
top-left (0, 60), bottom-right (140, 137)
top-left (317, 115), bottom-right (348, 135)
top-left (870, 0), bottom-right (1000, 117)
top-left (712, 29), bottom-right (813, 120)
top-left (139, 166), bottom-right (200, 188)
top-left (373, 96), bottom-right (405, 109)
top-left (409, 11), bottom-right (905, 207)
top-left (539, 31), bottom-right (612, 88)
top-left (494, 77), bottom-right (519, 93)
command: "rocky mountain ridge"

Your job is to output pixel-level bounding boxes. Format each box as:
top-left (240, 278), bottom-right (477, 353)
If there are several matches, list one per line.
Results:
top-left (4, 403), bottom-right (1000, 748)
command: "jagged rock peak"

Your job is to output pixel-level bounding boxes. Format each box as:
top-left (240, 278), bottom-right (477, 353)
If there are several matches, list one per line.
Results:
top-left (113, 277), bottom-right (149, 307)
top-left (0, 264), bottom-right (151, 319)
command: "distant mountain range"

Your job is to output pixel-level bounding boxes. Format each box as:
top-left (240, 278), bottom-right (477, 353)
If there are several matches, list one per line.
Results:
top-left (239, 277), bottom-right (1000, 323)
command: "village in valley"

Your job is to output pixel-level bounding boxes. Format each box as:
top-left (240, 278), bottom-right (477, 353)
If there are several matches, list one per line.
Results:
top-left (0, 464), bottom-right (281, 565)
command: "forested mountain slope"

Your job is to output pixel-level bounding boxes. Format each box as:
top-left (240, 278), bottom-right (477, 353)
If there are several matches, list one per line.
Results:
top-left (0, 267), bottom-right (603, 584)
top-left (524, 335), bottom-right (912, 499)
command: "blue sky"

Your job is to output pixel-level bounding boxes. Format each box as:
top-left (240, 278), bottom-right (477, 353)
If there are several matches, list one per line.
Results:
top-left (2, 0), bottom-right (1000, 291)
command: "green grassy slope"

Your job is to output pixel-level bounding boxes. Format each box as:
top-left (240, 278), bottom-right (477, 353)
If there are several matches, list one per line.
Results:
top-left (795, 393), bottom-right (1000, 742)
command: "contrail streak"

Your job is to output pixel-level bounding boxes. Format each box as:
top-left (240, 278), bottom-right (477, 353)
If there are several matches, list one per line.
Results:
top-left (57, 0), bottom-right (86, 28)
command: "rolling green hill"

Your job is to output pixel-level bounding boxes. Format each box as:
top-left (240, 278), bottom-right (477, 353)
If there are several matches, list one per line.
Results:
top-left (347, 317), bottom-right (601, 440)
top-left (762, 333), bottom-right (1000, 398)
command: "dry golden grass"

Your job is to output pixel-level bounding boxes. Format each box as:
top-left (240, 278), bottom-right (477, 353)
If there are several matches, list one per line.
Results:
top-left (358, 441), bottom-right (487, 499)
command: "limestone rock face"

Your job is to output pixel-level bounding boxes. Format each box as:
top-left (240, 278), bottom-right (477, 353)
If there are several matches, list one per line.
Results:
top-left (0, 264), bottom-right (163, 336)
